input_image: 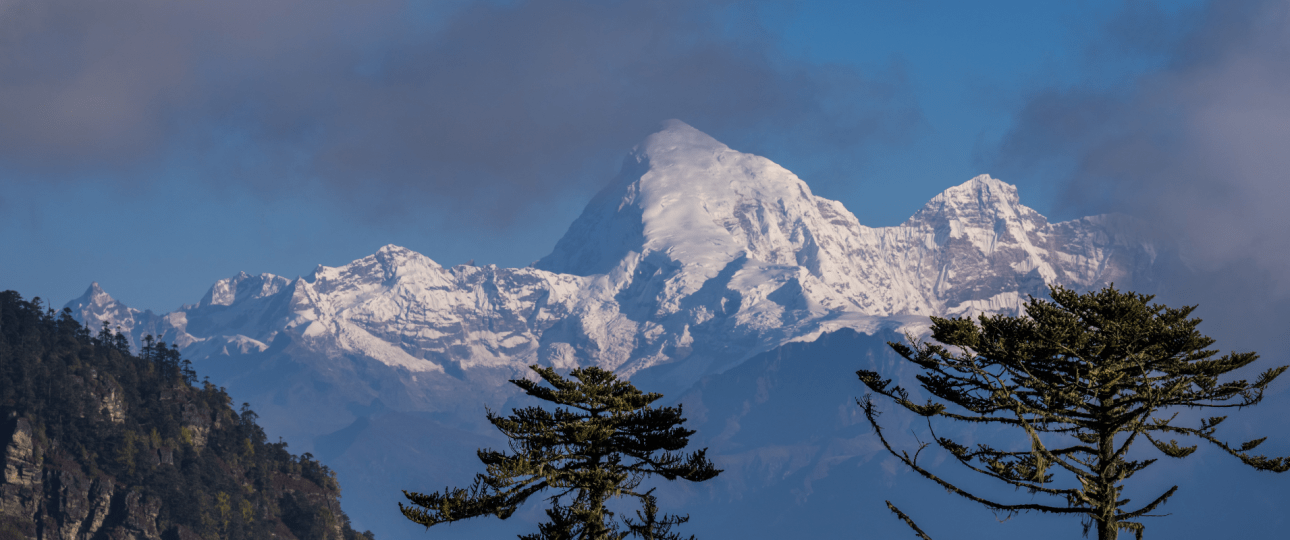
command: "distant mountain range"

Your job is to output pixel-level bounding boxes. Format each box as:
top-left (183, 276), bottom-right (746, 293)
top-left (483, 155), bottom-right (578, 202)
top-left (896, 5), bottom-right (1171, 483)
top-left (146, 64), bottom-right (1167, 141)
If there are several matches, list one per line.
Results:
top-left (66, 120), bottom-right (1167, 539)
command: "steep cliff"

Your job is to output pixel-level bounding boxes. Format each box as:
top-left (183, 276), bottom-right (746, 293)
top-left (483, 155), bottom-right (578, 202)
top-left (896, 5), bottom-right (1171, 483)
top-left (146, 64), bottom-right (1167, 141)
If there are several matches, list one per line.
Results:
top-left (0, 292), bottom-right (373, 540)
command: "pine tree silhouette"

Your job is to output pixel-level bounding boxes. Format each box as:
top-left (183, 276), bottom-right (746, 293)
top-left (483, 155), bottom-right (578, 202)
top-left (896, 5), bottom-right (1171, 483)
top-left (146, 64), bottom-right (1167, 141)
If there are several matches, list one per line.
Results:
top-left (859, 285), bottom-right (1289, 540)
top-left (401, 365), bottom-right (719, 540)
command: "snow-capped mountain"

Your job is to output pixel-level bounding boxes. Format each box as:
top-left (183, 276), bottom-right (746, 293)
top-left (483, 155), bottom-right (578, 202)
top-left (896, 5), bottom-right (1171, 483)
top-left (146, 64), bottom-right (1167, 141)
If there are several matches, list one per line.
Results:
top-left (65, 120), bottom-right (1164, 540)
top-left (71, 120), bottom-right (1155, 387)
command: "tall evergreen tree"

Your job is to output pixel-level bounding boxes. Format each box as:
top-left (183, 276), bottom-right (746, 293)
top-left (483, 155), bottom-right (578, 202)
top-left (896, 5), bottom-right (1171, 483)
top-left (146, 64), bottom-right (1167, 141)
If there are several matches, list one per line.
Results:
top-left (401, 365), bottom-right (720, 540)
top-left (857, 285), bottom-right (1289, 540)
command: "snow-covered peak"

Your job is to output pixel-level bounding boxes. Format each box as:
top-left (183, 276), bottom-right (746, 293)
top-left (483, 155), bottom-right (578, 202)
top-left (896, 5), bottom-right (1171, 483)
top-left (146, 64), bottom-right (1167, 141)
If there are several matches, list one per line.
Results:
top-left (905, 174), bottom-right (1044, 232)
top-left (536, 119), bottom-right (828, 277)
top-left (373, 244), bottom-right (422, 259)
top-left (637, 119), bottom-right (730, 156)
top-left (199, 272), bottom-right (292, 307)
top-left (69, 282), bottom-right (115, 310)
top-left (310, 244), bottom-right (446, 293)
top-left (372, 244), bottom-right (443, 273)
top-left (64, 282), bottom-right (163, 351)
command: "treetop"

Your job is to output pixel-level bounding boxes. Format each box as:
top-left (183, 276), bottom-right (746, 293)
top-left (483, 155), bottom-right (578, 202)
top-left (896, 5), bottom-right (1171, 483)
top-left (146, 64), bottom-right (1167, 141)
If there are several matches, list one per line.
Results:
top-left (514, 365), bottom-right (665, 415)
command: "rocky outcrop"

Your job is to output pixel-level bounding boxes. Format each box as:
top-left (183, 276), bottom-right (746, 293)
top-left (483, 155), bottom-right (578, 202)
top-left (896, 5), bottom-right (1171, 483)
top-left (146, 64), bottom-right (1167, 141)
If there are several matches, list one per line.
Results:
top-left (99, 384), bottom-right (126, 426)
top-left (46, 469), bottom-right (113, 540)
top-left (1, 416), bottom-right (42, 538)
top-left (0, 413), bottom-right (157, 540)
top-left (1, 291), bottom-right (373, 540)
top-left (1, 404), bottom-right (351, 540)
top-left (102, 491), bottom-right (162, 540)
top-left (161, 388), bottom-right (212, 451)
top-left (0, 375), bottom-right (153, 538)
top-left (1, 382), bottom-right (309, 540)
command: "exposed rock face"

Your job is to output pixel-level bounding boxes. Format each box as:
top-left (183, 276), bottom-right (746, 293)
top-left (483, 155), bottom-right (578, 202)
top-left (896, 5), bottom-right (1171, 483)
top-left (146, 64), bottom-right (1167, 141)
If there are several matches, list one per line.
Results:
top-left (0, 369), bottom-right (302, 540)
top-left (0, 401), bottom-right (346, 540)
top-left (0, 415), bottom-right (161, 540)
top-left (2, 417), bottom-right (42, 535)
top-left (104, 491), bottom-right (162, 540)
top-left (99, 385), bottom-right (126, 425)
top-left (2, 291), bottom-right (374, 540)
top-left (46, 469), bottom-right (112, 540)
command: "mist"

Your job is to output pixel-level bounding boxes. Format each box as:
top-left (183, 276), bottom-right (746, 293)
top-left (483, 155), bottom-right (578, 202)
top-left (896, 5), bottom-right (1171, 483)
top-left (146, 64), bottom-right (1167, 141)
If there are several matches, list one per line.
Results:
top-left (996, 0), bottom-right (1290, 364)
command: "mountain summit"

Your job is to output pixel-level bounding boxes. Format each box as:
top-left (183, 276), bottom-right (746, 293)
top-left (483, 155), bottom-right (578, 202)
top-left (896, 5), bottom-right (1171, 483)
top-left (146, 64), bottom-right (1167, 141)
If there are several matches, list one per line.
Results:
top-left (537, 119), bottom-right (827, 277)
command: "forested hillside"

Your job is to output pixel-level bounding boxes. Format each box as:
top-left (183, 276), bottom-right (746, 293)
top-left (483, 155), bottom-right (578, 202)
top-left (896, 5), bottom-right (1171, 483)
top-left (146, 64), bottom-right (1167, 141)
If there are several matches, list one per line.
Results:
top-left (0, 291), bottom-right (373, 540)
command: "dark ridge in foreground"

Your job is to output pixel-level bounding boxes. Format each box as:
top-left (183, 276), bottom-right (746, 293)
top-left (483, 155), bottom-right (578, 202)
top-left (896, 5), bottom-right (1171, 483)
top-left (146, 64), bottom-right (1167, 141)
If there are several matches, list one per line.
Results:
top-left (0, 291), bottom-right (374, 540)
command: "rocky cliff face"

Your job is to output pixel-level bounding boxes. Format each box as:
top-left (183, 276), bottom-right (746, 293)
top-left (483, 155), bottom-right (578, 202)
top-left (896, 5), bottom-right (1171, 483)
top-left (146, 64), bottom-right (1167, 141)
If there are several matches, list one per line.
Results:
top-left (0, 292), bottom-right (371, 540)
top-left (1, 365), bottom-right (178, 540)
top-left (2, 408), bottom-right (349, 540)
top-left (2, 404), bottom-right (192, 540)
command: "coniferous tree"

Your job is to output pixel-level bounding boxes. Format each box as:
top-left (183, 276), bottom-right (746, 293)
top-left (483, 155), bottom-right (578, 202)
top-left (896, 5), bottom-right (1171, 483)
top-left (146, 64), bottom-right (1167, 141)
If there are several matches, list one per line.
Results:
top-left (621, 490), bottom-right (694, 540)
top-left (401, 365), bottom-right (720, 540)
top-left (857, 285), bottom-right (1289, 540)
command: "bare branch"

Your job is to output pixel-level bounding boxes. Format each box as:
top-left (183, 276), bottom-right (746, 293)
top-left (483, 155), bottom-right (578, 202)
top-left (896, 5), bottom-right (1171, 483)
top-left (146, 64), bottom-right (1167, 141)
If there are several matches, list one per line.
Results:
top-left (886, 501), bottom-right (934, 540)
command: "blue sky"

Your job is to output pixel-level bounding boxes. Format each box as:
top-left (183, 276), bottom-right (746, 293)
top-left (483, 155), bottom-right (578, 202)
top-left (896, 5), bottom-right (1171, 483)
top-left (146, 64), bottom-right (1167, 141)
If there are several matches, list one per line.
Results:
top-left (2, 0), bottom-right (1281, 329)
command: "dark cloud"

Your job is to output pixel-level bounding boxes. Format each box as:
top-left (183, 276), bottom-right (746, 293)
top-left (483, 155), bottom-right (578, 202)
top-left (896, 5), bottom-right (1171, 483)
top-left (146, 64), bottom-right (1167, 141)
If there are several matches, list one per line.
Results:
top-left (0, 0), bottom-right (921, 223)
top-left (996, 0), bottom-right (1290, 353)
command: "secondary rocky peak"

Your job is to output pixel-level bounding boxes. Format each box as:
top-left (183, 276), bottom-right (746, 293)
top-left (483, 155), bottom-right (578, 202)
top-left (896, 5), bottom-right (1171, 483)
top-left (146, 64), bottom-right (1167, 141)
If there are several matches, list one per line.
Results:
top-left (64, 283), bottom-right (163, 351)
top-left (71, 282), bottom-right (115, 309)
top-left (199, 272), bottom-right (291, 308)
top-left (66, 283), bottom-right (131, 319)
top-left (943, 174), bottom-right (1021, 211)
top-left (309, 244), bottom-right (446, 291)
top-left (372, 244), bottom-right (441, 270)
top-left (904, 174), bottom-right (1045, 233)
top-left (374, 244), bottom-right (416, 257)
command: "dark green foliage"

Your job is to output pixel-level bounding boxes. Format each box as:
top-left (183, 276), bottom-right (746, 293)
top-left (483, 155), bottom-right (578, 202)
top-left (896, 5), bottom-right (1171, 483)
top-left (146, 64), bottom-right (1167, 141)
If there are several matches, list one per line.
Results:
top-left (857, 285), bottom-right (1289, 540)
top-left (401, 365), bottom-right (719, 540)
top-left (0, 290), bottom-right (374, 540)
top-left (621, 490), bottom-right (693, 540)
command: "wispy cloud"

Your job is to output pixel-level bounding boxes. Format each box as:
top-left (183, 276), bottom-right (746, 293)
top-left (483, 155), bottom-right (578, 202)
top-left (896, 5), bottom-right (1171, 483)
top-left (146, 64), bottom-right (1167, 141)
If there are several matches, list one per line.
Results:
top-left (996, 0), bottom-right (1290, 348)
top-left (0, 0), bottom-right (922, 224)
top-left (1003, 0), bottom-right (1290, 281)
